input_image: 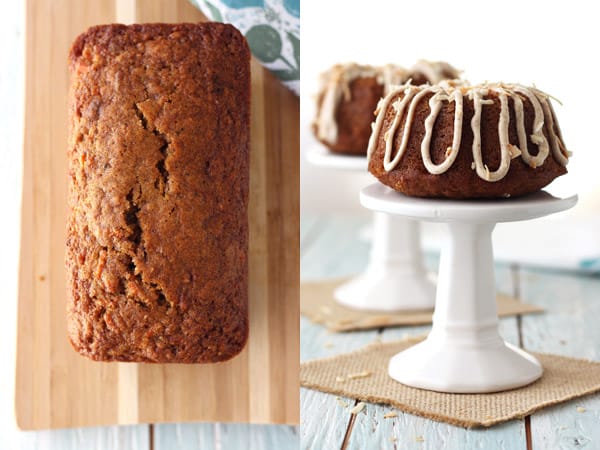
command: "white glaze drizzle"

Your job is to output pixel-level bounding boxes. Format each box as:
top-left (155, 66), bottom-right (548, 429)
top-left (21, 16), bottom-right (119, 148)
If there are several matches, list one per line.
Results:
top-left (366, 88), bottom-right (402, 161)
top-left (366, 82), bottom-right (569, 182)
top-left (473, 87), bottom-right (511, 181)
top-left (511, 93), bottom-right (529, 160)
top-left (409, 60), bottom-right (461, 84)
top-left (421, 87), bottom-right (463, 174)
top-left (379, 64), bottom-right (409, 95)
top-left (512, 86), bottom-right (549, 168)
top-left (534, 88), bottom-right (570, 166)
top-left (314, 63), bottom-right (406, 143)
top-left (314, 61), bottom-right (459, 145)
top-left (382, 88), bottom-right (419, 171)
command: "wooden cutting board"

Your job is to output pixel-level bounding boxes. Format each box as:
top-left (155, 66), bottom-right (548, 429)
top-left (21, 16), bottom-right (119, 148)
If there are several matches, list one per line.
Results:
top-left (16, 0), bottom-right (299, 430)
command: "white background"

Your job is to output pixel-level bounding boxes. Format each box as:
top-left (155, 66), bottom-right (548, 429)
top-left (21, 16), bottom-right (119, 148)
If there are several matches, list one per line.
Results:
top-left (300, 0), bottom-right (600, 216)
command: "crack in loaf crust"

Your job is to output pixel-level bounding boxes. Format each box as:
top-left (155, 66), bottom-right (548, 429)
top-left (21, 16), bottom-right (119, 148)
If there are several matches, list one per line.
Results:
top-left (368, 84), bottom-right (568, 198)
top-left (66, 23), bottom-right (250, 363)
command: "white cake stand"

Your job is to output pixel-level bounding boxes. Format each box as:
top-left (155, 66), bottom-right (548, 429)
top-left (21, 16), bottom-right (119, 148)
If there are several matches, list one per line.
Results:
top-left (361, 183), bottom-right (578, 393)
top-left (306, 145), bottom-right (436, 311)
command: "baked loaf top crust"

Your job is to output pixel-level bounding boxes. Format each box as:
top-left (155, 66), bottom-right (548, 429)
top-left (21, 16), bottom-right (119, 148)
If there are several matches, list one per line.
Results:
top-left (312, 61), bottom-right (460, 155)
top-left (367, 81), bottom-right (570, 198)
top-left (66, 23), bottom-right (250, 363)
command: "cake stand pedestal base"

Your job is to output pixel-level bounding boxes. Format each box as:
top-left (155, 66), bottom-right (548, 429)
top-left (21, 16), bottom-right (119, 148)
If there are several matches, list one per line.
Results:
top-left (307, 146), bottom-right (435, 312)
top-left (361, 184), bottom-right (577, 393)
top-left (334, 212), bottom-right (435, 312)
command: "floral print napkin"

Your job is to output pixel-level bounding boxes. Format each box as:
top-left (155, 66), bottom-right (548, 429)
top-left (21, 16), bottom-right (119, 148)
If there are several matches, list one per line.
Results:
top-left (190, 0), bottom-right (300, 95)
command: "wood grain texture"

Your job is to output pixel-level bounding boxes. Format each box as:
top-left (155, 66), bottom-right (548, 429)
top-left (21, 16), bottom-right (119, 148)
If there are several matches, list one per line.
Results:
top-left (16, 0), bottom-right (299, 430)
top-left (300, 388), bottom-right (354, 450)
top-left (218, 424), bottom-right (299, 450)
top-left (16, 0), bottom-right (117, 431)
top-left (518, 269), bottom-right (600, 450)
top-left (154, 423), bottom-right (300, 450)
top-left (300, 217), bottom-right (380, 450)
top-left (17, 425), bottom-right (150, 450)
top-left (154, 423), bottom-right (216, 449)
top-left (301, 216), bottom-right (372, 281)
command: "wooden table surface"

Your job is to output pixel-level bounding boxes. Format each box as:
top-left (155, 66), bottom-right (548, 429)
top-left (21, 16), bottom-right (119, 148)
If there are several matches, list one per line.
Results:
top-left (300, 215), bottom-right (600, 450)
top-left (16, 0), bottom-right (299, 431)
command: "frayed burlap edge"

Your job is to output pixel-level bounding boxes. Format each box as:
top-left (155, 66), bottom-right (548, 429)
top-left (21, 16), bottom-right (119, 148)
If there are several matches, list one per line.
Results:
top-left (300, 337), bottom-right (600, 428)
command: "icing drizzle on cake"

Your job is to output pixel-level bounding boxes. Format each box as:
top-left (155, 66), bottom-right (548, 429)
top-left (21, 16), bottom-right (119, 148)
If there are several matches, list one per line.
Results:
top-left (313, 61), bottom-right (460, 145)
top-left (367, 81), bottom-right (570, 182)
top-left (314, 63), bottom-right (407, 143)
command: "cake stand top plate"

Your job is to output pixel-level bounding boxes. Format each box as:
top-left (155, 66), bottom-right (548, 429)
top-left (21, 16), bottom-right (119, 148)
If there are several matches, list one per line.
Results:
top-left (360, 183), bottom-right (578, 224)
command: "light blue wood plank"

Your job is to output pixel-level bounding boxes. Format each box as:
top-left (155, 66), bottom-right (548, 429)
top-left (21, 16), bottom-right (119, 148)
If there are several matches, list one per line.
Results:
top-left (154, 423), bottom-right (215, 449)
top-left (347, 264), bottom-right (527, 450)
top-left (155, 423), bottom-right (298, 450)
top-left (300, 319), bottom-right (384, 450)
top-left (17, 425), bottom-right (149, 450)
top-left (300, 216), bottom-right (321, 251)
top-left (218, 424), bottom-right (298, 450)
top-left (300, 216), bottom-right (381, 450)
top-left (301, 215), bottom-right (371, 280)
top-left (519, 269), bottom-right (600, 359)
top-left (301, 316), bottom-right (379, 362)
top-left (526, 397), bottom-right (600, 450)
top-left (300, 314), bottom-right (380, 450)
top-left (348, 406), bottom-right (526, 450)
top-left (300, 388), bottom-right (352, 450)
top-left (518, 268), bottom-right (600, 450)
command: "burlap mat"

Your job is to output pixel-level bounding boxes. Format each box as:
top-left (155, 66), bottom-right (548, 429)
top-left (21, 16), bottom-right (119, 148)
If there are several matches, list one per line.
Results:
top-left (300, 337), bottom-right (600, 428)
top-left (301, 279), bottom-right (543, 332)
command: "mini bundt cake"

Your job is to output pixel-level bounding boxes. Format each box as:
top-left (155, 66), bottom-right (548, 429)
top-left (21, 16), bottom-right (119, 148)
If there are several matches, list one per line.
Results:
top-left (312, 63), bottom-right (407, 155)
top-left (312, 61), bottom-right (460, 155)
top-left (367, 81), bottom-right (570, 198)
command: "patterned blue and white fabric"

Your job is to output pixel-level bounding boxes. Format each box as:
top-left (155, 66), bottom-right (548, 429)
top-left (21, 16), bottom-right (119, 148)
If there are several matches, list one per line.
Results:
top-left (190, 0), bottom-right (300, 95)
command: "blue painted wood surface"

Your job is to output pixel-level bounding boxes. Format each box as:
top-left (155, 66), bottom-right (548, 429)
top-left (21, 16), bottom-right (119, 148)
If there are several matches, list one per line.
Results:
top-left (519, 269), bottom-right (600, 450)
top-left (300, 215), bottom-right (600, 450)
top-left (16, 426), bottom-right (150, 450)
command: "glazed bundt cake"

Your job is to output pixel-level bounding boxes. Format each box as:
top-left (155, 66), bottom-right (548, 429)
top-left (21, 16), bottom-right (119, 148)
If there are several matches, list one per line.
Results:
top-left (367, 81), bottom-right (570, 198)
top-left (312, 61), bottom-right (460, 155)
top-left (312, 63), bottom-right (407, 155)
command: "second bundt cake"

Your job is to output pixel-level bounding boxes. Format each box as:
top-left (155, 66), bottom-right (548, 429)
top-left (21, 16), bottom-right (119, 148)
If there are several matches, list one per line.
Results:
top-left (312, 61), bottom-right (461, 155)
